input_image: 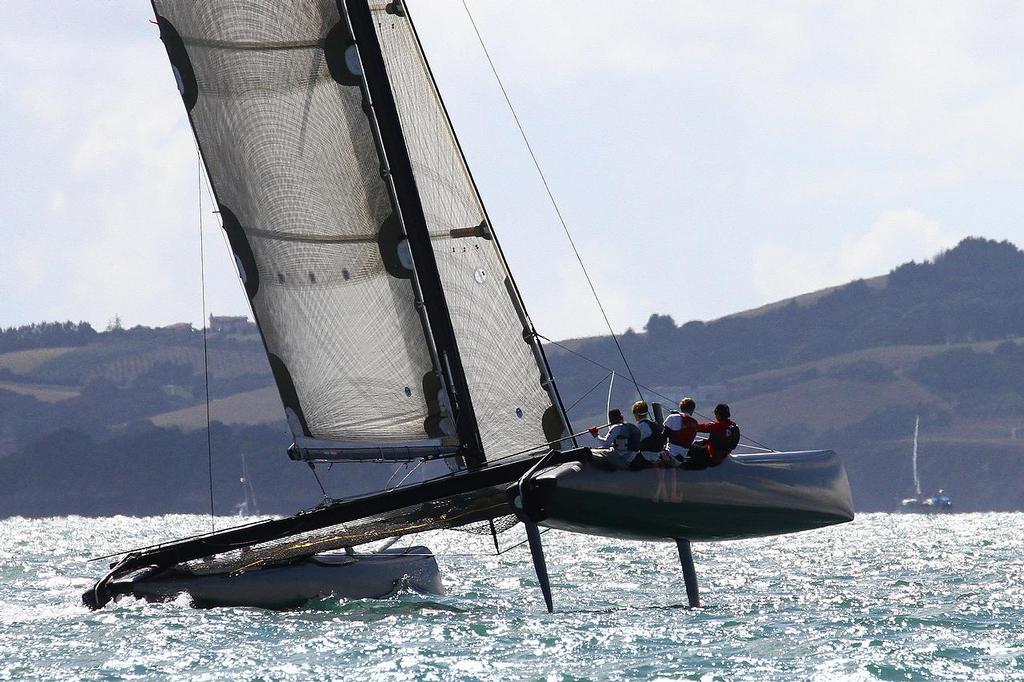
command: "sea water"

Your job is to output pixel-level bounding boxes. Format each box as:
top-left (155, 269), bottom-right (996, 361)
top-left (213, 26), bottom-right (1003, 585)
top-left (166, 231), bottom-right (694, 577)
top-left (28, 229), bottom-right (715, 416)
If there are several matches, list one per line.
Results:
top-left (0, 513), bottom-right (1021, 680)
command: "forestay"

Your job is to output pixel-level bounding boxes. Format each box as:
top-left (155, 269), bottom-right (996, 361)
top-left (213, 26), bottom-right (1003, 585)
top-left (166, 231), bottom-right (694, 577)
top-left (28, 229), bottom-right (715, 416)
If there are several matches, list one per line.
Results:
top-left (152, 0), bottom-right (567, 467)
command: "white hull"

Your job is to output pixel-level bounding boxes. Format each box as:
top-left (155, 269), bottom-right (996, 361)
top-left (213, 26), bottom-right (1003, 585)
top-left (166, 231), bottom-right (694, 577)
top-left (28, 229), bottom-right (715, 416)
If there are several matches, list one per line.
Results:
top-left (899, 497), bottom-right (953, 513)
top-left (109, 546), bottom-right (443, 609)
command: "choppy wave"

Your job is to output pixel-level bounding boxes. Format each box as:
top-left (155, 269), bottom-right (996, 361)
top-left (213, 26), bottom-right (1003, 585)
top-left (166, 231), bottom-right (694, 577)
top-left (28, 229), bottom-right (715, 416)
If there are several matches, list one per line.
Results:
top-left (1, 513), bottom-right (1021, 680)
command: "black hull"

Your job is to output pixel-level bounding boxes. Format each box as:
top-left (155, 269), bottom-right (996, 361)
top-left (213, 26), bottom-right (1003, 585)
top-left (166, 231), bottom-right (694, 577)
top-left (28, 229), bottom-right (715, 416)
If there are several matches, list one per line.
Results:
top-left (532, 450), bottom-right (854, 542)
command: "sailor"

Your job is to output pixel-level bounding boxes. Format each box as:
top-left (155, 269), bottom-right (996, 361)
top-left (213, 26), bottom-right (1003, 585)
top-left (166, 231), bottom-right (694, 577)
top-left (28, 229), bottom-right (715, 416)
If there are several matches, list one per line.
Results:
top-left (587, 408), bottom-right (641, 470)
top-left (631, 400), bottom-right (665, 468)
top-left (685, 403), bottom-right (740, 469)
top-left (661, 397), bottom-right (699, 466)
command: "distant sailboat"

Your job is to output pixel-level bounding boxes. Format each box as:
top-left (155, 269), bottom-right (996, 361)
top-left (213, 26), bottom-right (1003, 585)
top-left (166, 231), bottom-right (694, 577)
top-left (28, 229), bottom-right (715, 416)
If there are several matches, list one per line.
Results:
top-left (900, 416), bottom-right (952, 512)
top-left (84, 0), bottom-right (853, 611)
top-left (234, 453), bottom-right (259, 517)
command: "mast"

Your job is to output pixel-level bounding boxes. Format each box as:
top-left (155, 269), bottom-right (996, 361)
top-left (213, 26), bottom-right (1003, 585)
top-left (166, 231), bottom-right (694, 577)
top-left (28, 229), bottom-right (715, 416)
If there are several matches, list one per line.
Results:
top-left (344, 0), bottom-right (484, 468)
top-left (912, 415), bottom-right (921, 497)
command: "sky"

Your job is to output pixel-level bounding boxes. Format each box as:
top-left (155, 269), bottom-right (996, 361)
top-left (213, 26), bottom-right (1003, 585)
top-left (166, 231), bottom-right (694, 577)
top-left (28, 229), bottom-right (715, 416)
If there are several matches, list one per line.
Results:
top-left (2, 1), bottom-right (1023, 340)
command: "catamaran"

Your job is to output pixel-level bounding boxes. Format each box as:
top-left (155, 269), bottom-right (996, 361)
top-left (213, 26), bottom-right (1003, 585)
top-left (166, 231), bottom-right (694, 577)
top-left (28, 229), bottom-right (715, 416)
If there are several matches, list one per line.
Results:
top-left (84, 0), bottom-right (853, 612)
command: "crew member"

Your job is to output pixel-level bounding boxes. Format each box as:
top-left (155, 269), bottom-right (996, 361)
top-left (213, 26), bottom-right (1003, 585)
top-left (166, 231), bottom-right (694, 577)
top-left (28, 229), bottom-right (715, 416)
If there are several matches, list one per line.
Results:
top-left (632, 400), bottom-right (665, 468)
top-left (588, 408), bottom-right (641, 469)
top-left (685, 403), bottom-right (740, 469)
top-left (661, 397), bottom-right (699, 466)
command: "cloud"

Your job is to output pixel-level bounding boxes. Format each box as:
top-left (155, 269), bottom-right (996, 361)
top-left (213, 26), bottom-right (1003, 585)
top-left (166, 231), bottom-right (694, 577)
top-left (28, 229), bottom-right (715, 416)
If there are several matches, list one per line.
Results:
top-left (48, 191), bottom-right (66, 213)
top-left (841, 209), bottom-right (957, 276)
top-left (752, 209), bottom-right (959, 306)
top-left (397, 2), bottom-right (1024, 332)
top-left (0, 5), bottom-right (249, 330)
top-left (2, 1), bottom-right (1021, 342)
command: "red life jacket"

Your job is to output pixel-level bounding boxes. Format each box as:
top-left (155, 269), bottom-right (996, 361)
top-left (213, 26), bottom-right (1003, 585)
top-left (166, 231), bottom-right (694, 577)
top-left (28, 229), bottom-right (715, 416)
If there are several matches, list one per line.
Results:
top-left (667, 413), bottom-right (698, 448)
top-left (698, 419), bottom-right (740, 465)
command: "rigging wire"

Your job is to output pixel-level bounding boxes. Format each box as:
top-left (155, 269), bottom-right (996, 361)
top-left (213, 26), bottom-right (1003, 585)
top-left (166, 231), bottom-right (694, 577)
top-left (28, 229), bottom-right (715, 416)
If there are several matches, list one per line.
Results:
top-left (482, 527), bottom-right (552, 556)
top-left (308, 463), bottom-right (329, 500)
top-left (461, 4), bottom-right (775, 452)
top-left (384, 461), bottom-right (411, 491)
top-left (393, 460), bottom-right (426, 490)
top-left (606, 370), bottom-right (616, 418)
top-left (536, 332), bottom-right (777, 452)
top-left (197, 149), bottom-right (216, 531)
top-left (563, 371), bottom-right (615, 414)
top-left (460, 0), bottom-right (644, 403)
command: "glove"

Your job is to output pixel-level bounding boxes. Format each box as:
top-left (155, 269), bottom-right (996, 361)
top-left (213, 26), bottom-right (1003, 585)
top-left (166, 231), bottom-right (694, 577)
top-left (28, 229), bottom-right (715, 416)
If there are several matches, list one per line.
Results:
top-left (588, 426), bottom-right (599, 438)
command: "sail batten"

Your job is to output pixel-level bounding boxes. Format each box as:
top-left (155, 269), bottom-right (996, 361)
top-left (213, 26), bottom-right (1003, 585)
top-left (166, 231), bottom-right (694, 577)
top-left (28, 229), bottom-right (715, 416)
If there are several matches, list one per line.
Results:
top-left (245, 227), bottom-right (461, 244)
top-left (177, 36), bottom-right (325, 51)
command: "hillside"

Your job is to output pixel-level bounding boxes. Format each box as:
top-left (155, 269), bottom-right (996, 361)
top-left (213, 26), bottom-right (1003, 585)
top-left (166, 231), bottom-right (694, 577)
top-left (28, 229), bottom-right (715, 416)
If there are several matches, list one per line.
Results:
top-left (1, 237), bottom-right (1023, 515)
top-left (722, 274), bottom-right (890, 320)
top-left (545, 238), bottom-right (1024, 510)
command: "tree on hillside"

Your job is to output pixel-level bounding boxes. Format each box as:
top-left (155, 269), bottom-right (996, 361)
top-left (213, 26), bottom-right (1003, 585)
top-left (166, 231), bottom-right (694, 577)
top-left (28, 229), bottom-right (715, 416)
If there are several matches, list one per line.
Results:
top-left (644, 313), bottom-right (676, 338)
top-left (548, 237), bottom-right (1024, 392)
top-left (0, 321), bottom-right (97, 353)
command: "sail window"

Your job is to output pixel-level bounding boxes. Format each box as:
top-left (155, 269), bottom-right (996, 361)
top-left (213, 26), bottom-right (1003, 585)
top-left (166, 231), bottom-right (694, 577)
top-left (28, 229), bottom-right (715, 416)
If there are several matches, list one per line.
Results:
top-left (171, 65), bottom-right (186, 97)
top-left (308, 272), bottom-right (316, 283)
top-left (276, 273), bottom-right (285, 284)
top-left (397, 240), bottom-right (413, 270)
top-left (344, 45), bottom-right (362, 76)
top-left (516, 408), bottom-right (524, 419)
top-left (341, 268), bottom-right (350, 281)
top-left (404, 386), bottom-right (412, 397)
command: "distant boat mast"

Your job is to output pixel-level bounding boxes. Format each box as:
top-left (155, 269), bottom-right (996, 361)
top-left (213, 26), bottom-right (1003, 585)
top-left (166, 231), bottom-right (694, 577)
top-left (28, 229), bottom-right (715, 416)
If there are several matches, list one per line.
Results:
top-left (911, 416), bottom-right (921, 497)
top-left (237, 452), bottom-right (258, 516)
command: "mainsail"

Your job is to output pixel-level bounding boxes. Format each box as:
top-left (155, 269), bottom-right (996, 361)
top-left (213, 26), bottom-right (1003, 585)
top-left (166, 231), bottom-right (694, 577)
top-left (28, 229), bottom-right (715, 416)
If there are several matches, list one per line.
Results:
top-left (152, 0), bottom-right (568, 468)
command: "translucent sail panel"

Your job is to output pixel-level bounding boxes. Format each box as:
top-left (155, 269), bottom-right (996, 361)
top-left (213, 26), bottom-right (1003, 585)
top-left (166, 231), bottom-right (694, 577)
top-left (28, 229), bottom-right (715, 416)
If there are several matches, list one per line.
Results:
top-left (369, 1), bottom-right (565, 459)
top-left (153, 0), bottom-right (445, 445)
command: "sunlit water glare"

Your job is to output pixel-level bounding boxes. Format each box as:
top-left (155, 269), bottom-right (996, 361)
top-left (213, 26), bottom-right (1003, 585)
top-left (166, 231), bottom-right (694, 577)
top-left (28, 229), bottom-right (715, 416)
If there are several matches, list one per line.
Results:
top-left (0, 513), bottom-right (1021, 680)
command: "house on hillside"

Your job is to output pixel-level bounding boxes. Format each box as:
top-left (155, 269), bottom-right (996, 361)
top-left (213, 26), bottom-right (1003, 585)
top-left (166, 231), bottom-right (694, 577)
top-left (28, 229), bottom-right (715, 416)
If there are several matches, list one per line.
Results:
top-left (209, 315), bottom-right (255, 334)
top-left (163, 322), bottom-right (194, 332)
